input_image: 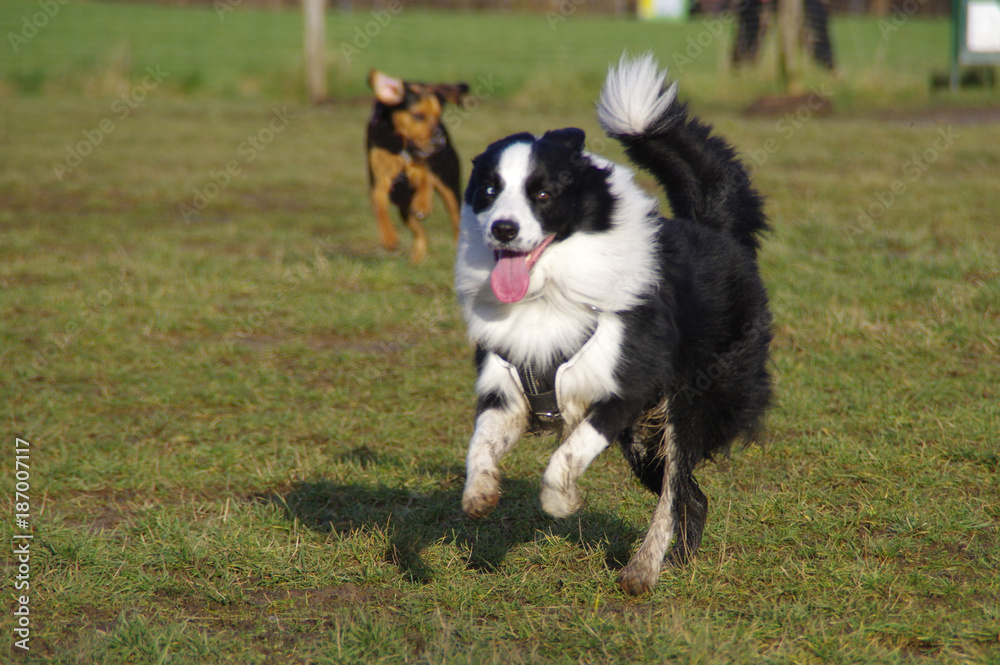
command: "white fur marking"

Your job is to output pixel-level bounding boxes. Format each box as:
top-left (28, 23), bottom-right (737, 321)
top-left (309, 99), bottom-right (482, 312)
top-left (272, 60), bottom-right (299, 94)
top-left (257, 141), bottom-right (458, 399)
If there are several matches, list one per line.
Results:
top-left (481, 142), bottom-right (549, 253)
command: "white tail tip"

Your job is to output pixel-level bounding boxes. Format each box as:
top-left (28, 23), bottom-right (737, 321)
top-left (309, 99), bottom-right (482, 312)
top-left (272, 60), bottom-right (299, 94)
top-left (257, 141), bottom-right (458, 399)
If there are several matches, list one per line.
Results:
top-left (596, 53), bottom-right (677, 136)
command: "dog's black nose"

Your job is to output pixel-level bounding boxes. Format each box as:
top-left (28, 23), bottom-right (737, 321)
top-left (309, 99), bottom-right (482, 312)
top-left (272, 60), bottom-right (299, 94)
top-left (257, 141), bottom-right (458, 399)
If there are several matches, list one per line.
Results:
top-left (491, 220), bottom-right (519, 243)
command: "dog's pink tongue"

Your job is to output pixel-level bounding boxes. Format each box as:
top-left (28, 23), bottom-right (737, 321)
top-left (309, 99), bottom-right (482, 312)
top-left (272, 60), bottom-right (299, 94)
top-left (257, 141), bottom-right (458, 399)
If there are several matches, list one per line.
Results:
top-left (490, 251), bottom-right (531, 303)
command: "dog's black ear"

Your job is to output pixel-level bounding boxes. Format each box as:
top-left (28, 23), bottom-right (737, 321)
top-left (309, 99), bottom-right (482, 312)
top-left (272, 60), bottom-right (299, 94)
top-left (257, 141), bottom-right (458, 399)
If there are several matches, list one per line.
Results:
top-left (541, 128), bottom-right (586, 152)
top-left (432, 82), bottom-right (469, 105)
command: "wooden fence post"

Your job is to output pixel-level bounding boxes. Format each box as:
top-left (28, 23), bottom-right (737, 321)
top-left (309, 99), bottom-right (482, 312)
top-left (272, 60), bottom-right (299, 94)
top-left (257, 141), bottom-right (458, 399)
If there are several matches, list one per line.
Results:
top-left (303, 0), bottom-right (327, 104)
top-left (777, 0), bottom-right (804, 94)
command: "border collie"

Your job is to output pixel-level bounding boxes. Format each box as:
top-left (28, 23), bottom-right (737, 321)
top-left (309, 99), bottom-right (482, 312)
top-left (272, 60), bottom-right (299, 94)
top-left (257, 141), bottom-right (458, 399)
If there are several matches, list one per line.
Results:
top-left (454, 55), bottom-right (773, 595)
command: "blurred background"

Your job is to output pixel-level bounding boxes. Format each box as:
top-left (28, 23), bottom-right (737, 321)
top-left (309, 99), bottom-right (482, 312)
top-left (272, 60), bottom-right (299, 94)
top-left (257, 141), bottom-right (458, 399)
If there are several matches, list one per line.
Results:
top-left (1, 0), bottom-right (991, 109)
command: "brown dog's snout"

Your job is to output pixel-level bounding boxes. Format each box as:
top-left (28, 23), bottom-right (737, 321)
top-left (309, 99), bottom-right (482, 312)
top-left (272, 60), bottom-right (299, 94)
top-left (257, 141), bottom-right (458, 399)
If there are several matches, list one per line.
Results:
top-left (392, 94), bottom-right (443, 150)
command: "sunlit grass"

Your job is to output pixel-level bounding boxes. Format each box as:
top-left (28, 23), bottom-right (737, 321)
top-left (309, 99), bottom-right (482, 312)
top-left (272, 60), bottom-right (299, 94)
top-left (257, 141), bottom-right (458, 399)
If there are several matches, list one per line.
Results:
top-left (1, 3), bottom-right (998, 663)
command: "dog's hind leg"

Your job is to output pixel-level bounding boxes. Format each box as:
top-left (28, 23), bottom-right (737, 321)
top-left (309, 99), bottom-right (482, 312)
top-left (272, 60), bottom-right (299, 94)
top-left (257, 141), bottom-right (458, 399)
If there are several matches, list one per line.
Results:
top-left (405, 216), bottom-right (428, 264)
top-left (617, 425), bottom-right (680, 596)
top-left (666, 472), bottom-right (708, 566)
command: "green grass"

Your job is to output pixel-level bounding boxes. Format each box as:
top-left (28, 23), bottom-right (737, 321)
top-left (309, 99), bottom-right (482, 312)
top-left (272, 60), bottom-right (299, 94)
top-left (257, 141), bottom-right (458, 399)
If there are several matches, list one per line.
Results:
top-left (2, 2), bottom-right (1000, 664)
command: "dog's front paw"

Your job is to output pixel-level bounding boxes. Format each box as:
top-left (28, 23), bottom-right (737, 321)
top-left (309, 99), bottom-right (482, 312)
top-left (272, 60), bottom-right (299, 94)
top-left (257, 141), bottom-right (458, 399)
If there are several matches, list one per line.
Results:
top-left (377, 230), bottom-right (399, 251)
top-left (462, 491), bottom-right (499, 519)
top-left (462, 472), bottom-right (500, 519)
top-left (616, 560), bottom-right (661, 596)
top-left (539, 481), bottom-right (582, 518)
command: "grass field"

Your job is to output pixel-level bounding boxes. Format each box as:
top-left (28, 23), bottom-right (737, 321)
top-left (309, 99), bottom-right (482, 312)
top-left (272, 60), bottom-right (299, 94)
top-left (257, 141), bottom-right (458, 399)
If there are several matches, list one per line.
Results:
top-left (2, 1), bottom-right (1000, 663)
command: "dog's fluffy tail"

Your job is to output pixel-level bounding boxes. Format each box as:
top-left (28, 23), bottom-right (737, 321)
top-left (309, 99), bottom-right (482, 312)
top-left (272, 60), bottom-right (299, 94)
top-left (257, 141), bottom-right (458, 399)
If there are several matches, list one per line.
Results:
top-left (597, 54), bottom-right (767, 254)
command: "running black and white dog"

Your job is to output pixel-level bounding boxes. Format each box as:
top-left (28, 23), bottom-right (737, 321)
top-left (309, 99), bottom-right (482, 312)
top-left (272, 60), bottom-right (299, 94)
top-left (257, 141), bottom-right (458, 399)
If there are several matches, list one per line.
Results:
top-left (454, 55), bottom-right (773, 595)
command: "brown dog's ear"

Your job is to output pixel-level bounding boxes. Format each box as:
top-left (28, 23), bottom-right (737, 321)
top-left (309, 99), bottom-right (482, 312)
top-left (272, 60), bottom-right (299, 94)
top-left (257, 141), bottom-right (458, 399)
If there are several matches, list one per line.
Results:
top-left (369, 70), bottom-right (406, 105)
top-left (430, 82), bottom-right (469, 105)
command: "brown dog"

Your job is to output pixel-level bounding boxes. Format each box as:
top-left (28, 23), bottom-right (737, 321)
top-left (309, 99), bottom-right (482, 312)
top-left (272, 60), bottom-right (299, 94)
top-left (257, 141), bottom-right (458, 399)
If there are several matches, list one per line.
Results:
top-left (366, 70), bottom-right (468, 263)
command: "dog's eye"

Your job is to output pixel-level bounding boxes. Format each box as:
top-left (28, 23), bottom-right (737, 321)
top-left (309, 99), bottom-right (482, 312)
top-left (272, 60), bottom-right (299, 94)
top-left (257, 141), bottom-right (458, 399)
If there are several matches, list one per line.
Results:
top-left (535, 191), bottom-right (551, 201)
top-left (411, 113), bottom-right (426, 122)
top-left (484, 186), bottom-right (497, 197)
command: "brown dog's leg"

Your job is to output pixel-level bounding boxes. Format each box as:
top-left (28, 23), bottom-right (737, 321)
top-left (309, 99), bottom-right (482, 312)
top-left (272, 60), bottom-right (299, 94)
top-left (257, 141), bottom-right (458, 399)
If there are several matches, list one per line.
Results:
top-left (405, 164), bottom-right (434, 263)
top-left (369, 149), bottom-right (405, 252)
top-left (370, 183), bottom-right (399, 251)
top-left (407, 217), bottom-right (428, 264)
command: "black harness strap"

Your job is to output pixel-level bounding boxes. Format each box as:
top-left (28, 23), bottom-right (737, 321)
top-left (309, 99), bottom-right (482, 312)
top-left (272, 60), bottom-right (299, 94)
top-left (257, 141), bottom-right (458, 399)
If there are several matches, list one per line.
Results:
top-left (499, 326), bottom-right (596, 431)
top-left (515, 359), bottom-right (563, 428)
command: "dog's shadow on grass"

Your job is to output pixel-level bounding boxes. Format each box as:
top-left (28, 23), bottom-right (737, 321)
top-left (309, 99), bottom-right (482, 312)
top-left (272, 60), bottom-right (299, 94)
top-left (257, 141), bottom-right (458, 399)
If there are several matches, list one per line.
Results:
top-left (264, 449), bottom-right (642, 584)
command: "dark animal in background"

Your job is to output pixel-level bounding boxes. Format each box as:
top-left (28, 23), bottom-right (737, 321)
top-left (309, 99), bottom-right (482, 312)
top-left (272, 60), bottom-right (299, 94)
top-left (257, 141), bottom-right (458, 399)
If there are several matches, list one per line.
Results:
top-left (366, 70), bottom-right (468, 263)
top-left (732, 0), bottom-right (835, 71)
top-left (454, 55), bottom-right (773, 595)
